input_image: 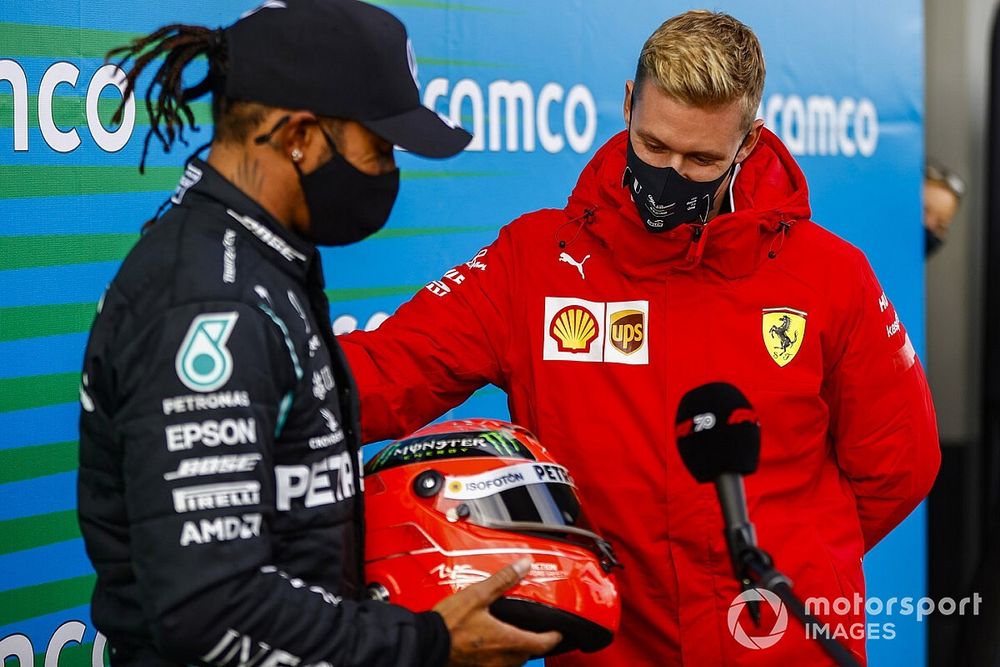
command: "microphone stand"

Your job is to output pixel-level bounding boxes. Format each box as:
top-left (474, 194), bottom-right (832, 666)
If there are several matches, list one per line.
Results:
top-left (728, 524), bottom-right (863, 667)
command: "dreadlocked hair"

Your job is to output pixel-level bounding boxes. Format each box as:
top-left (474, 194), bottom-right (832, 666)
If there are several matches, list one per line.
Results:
top-left (107, 24), bottom-right (227, 173)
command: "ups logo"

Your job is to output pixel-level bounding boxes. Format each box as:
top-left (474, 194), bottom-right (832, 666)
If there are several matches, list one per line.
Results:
top-left (609, 309), bottom-right (644, 355)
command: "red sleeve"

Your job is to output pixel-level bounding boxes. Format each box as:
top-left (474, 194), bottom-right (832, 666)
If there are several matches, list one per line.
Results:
top-left (339, 226), bottom-right (515, 443)
top-left (824, 252), bottom-right (941, 552)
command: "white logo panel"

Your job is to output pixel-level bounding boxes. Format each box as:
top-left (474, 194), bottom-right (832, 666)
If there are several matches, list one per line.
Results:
top-left (542, 297), bottom-right (605, 362)
top-left (443, 462), bottom-right (573, 500)
top-left (603, 300), bottom-right (649, 365)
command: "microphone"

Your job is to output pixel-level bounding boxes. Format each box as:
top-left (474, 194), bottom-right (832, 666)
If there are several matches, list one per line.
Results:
top-left (674, 383), bottom-right (863, 667)
top-left (675, 382), bottom-right (761, 581)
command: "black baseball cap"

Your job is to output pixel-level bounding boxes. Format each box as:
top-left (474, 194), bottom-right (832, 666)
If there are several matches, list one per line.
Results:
top-left (224, 0), bottom-right (472, 158)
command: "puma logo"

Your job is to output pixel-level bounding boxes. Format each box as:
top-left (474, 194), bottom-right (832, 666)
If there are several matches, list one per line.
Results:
top-left (559, 252), bottom-right (591, 280)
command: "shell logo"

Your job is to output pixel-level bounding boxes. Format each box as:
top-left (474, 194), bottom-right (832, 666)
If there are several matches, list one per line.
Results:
top-left (549, 305), bottom-right (599, 353)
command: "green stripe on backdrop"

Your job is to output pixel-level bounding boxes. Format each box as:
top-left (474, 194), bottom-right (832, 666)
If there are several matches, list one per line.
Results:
top-left (0, 234), bottom-right (138, 270)
top-left (0, 574), bottom-right (94, 627)
top-left (325, 285), bottom-right (423, 302)
top-left (0, 280), bottom-right (447, 345)
top-left (0, 224), bottom-right (495, 271)
top-left (375, 224), bottom-right (497, 238)
top-left (0, 372), bottom-right (78, 413)
top-left (0, 167), bottom-right (503, 199)
top-left (0, 23), bottom-right (140, 59)
top-left (0, 441), bottom-right (79, 485)
top-left (0, 166), bottom-right (181, 199)
top-left (0, 510), bottom-right (81, 556)
top-left (0, 302), bottom-right (97, 342)
top-left (0, 94), bottom-right (212, 130)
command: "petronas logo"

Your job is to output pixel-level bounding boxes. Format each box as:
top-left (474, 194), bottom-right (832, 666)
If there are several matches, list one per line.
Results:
top-left (175, 313), bottom-right (239, 393)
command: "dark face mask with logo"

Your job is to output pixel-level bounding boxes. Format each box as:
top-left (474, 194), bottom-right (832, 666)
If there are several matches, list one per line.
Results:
top-left (624, 116), bottom-right (747, 233)
top-left (256, 117), bottom-right (400, 247)
top-left (296, 128), bottom-right (400, 246)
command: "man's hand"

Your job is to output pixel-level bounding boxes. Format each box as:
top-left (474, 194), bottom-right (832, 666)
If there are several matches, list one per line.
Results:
top-left (433, 558), bottom-right (562, 667)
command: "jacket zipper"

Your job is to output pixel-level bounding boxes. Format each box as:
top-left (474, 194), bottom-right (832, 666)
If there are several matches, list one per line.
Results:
top-left (686, 224), bottom-right (708, 264)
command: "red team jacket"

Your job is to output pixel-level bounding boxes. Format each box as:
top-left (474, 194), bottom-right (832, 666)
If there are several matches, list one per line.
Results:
top-left (340, 129), bottom-right (940, 666)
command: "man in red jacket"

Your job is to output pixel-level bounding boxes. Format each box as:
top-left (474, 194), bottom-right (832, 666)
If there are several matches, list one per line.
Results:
top-left (341, 10), bottom-right (940, 666)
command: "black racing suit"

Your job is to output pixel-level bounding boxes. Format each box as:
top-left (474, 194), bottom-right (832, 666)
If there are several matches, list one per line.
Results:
top-left (77, 159), bottom-right (449, 667)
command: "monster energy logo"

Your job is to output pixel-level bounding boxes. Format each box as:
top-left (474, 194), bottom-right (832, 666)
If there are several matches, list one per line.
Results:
top-left (481, 431), bottom-right (519, 455)
top-left (366, 430), bottom-right (533, 474)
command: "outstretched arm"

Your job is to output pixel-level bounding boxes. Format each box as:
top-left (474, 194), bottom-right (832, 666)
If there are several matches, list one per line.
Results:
top-left (340, 228), bottom-right (516, 443)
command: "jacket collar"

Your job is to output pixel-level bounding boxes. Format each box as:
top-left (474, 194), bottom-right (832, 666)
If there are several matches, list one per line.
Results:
top-left (172, 158), bottom-right (318, 282)
top-left (564, 129), bottom-right (812, 280)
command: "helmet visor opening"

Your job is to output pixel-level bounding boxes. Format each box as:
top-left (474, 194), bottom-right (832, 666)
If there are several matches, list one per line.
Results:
top-left (465, 482), bottom-right (582, 527)
top-left (437, 462), bottom-right (619, 570)
top-left (439, 462), bottom-right (581, 528)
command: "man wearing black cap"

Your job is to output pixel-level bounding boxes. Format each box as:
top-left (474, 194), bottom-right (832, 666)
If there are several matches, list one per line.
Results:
top-left (76, 1), bottom-right (560, 666)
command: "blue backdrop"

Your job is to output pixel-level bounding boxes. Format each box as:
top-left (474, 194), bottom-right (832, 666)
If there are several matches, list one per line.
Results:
top-left (0, 1), bottom-right (926, 664)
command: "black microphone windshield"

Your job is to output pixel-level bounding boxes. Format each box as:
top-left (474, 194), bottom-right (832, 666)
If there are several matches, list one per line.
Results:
top-left (675, 382), bottom-right (761, 483)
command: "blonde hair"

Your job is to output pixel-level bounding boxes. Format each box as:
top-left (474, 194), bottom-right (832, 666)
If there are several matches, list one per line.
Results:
top-left (635, 10), bottom-right (765, 129)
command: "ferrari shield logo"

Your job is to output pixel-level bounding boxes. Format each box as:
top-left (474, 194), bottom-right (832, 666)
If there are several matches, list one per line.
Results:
top-left (762, 308), bottom-right (806, 367)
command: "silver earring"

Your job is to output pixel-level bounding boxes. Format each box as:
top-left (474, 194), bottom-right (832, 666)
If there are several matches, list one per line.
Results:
top-left (291, 149), bottom-right (303, 162)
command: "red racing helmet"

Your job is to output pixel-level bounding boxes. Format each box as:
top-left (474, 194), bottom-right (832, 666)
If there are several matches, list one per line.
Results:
top-left (364, 418), bottom-right (621, 656)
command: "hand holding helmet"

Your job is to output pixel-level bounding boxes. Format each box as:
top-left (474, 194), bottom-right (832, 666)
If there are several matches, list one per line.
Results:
top-left (433, 558), bottom-right (562, 666)
top-left (365, 419), bottom-right (622, 659)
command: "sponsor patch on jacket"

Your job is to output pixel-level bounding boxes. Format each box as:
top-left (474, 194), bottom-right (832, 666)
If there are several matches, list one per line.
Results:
top-left (605, 302), bottom-right (648, 364)
top-left (172, 481), bottom-right (261, 514)
top-left (171, 163), bottom-right (202, 205)
top-left (180, 513), bottom-right (261, 547)
top-left (274, 452), bottom-right (356, 511)
top-left (550, 304), bottom-right (600, 353)
top-left (762, 307), bottom-right (807, 367)
top-left (165, 417), bottom-right (258, 451)
top-left (163, 453), bottom-right (262, 481)
top-left (226, 209), bottom-right (306, 263)
top-left (176, 312), bottom-right (239, 392)
top-left (544, 298), bottom-right (603, 362)
top-left (543, 297), bottom-right (649, 365)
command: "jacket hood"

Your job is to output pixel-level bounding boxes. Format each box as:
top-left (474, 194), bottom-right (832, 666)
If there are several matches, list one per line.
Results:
top-left (564, 128), bottom-right (812, 279)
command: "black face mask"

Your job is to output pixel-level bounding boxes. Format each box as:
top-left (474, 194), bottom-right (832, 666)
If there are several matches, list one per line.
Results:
top-left (256, 117), bottom-right (400, 247)
top-left (624, 125), bottom-right (745, 233)
top-left (295, 129), bottom-right (400, 247)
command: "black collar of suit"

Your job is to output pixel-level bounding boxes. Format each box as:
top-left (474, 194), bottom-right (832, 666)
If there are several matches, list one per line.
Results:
top-left (172, 158), bottom-right (319, 283)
